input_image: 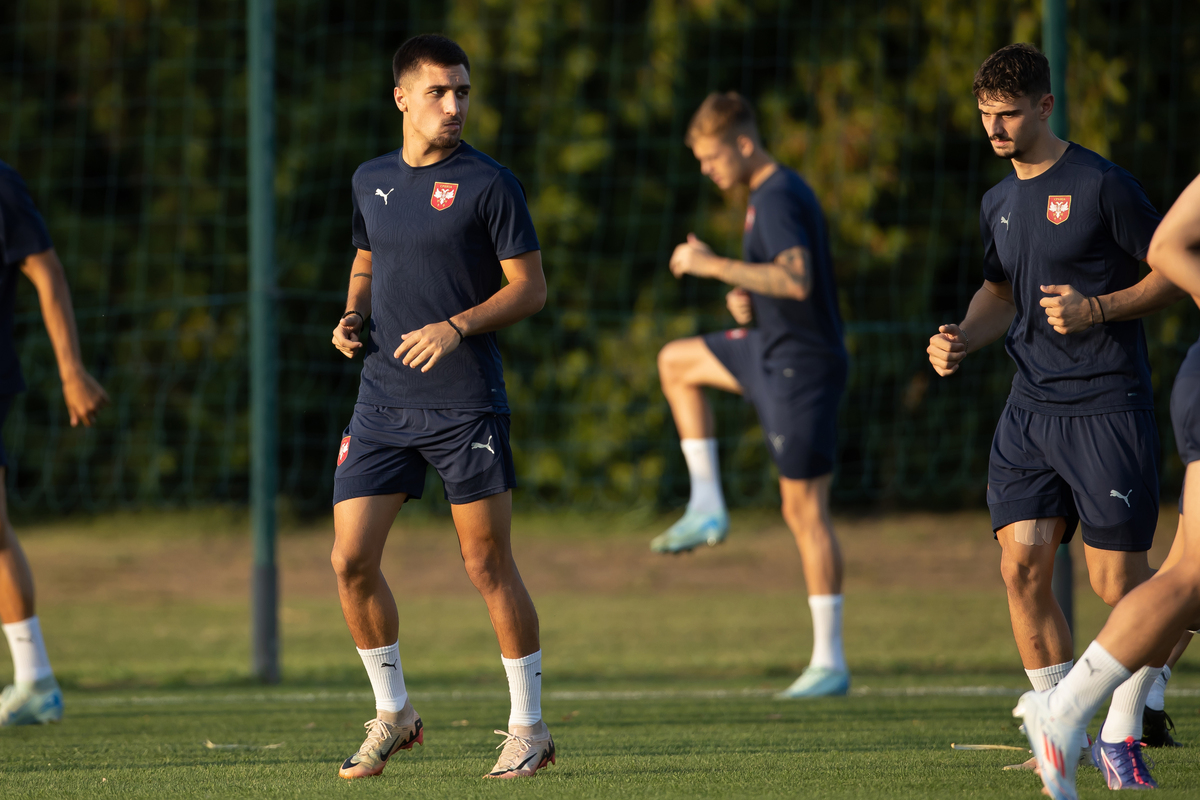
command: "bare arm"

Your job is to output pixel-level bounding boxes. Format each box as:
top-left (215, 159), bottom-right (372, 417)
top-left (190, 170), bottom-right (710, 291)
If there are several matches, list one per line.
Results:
top-left (331, 249), bottom-right (372, 358)
top-left (393, 250), bottom-right (546, 372)
top-left (669, 233), bottom-right (810, 300)
top-left (1038, 270), bottom-right (1185, 334)
top-left (20, 248), bottom-right (108, 426)
top-left (927, 279), bottom-right (1015, 376)
top-left (1146, 172), bottom-right (1200, 300)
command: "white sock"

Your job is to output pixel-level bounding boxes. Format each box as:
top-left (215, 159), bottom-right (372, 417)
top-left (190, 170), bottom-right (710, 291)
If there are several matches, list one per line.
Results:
top-left (2, 616), bottom-right (54, 684)
top-left (1026, 660), bottom-right (1073, 692)
top-left (681, 438), bottom-right (725, 515)
top-left (1146, 664), bottom-right (1169, 712)
top-left (807, 595), bottom-right (846, 672)
top-left (1101, 665), bottom-right (1161, 742)
top-left (1048, 641), bottom-right (1132, 729)
top-left (502, 650), bottom-right (542, 728)
top-left (357, 642), bottom-right (408, 713)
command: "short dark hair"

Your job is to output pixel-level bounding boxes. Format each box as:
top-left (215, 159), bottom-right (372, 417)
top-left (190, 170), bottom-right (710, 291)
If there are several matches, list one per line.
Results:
top-left (392, 34), bottom-right (470, 87)
top-left (972, 43), bottom-right (1052, 103)
top-left (685, 91), bottom-right (758, 146)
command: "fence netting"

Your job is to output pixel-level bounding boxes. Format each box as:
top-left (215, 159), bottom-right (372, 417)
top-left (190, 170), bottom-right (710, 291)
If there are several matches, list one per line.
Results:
top-left (1, 0), bottom-right (1197, 514)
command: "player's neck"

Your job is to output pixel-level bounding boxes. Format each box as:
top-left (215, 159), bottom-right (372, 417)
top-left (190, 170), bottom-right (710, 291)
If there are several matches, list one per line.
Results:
top-left (1009, 133), bottom-right (1069, 181)
top-left (746, 157), bottom-right (778, 191)
top-left (401, 128), bottom-right (462, 168)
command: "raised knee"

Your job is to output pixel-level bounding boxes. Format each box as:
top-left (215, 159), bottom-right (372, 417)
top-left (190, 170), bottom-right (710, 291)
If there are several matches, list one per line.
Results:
top-left (1089, 571), bottom-right (1140, 607)
top-left (462, 549), bottom-right (507, 593)
top-left (657, 342), bottom-right (683, 385)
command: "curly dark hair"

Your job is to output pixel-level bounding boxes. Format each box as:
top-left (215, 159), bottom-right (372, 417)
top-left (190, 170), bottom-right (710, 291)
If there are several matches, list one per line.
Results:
top-left (972, 43), bottom-right (1051, 102)
top-left (392, 34), bottom-right (469, 87)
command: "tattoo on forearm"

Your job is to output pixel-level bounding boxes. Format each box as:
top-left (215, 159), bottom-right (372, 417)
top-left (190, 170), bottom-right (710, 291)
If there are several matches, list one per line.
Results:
top-left (352, 272), bottom-right (372, 280)
top-left (725, 246), bottom-right (810, 299)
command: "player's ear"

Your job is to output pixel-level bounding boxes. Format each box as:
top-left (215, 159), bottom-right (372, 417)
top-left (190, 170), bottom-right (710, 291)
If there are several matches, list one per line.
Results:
top-left (394, 85), bottom-right (406, 113)
top-left (735, 133), bottom-right (756, 159)
top-left (1038, 93), bottom-right (1054, 121)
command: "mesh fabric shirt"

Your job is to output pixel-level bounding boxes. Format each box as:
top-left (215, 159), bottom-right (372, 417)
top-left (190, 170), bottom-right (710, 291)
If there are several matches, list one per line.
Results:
top-left (742, 166), bottom-right (846, 363)
top-left (980, 143), bottom-right (1161, 416)
top-left (350, 142), bottom-right (539, 412)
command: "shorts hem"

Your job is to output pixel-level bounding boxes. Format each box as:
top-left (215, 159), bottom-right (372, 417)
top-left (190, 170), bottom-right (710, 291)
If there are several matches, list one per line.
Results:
top-left (332, 477), bottom-right (425, 507)
top-left (988, 497), bottom-right (1080, 542)
top-left (445, 481), bottom-right (515, 505)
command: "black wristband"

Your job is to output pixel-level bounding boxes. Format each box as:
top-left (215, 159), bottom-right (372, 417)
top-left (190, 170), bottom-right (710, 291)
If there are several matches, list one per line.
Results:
top-left (446, 319), bottom-right (465, 341)
top-left (341, 310), bottom-right (364, 323)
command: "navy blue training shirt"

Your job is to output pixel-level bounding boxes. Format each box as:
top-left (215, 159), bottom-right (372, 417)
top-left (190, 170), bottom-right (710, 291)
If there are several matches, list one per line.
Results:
top-left (981, 143), bottom-right (1161, 415)
top-left (742, 166), bottom-right (846, 363)
top-left (350, 142), bottom-right (539, 412)
top-left (0, 161), bottom-right (51, 394)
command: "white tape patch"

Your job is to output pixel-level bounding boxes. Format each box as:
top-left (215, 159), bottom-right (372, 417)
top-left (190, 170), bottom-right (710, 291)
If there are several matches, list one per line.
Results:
top-left (1013, 517), bottom-right (1056, 546)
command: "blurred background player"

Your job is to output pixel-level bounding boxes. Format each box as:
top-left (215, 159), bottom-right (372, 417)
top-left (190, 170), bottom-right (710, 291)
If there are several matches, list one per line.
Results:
top-left (1017, 170), bottom-right (1200, 798)
top-left (0, 160), bottom-right (108, 725)
top-left (655, 92), bottom-right (850, 698)
top-left (926, 43), bottom-right (1187, 769)
top-left (328, 35), bottom-right (552, 779)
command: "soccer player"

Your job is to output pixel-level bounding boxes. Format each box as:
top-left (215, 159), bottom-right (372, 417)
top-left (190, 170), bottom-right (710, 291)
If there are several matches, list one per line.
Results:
top-left (654, 92), bottom-right (850, 698)
top-left (1016, 171), bottom-right (1200, 798)
top-left (0, 160), bottom-right (108, 725)
top-left (328, 35), bottom-right (553, 780)
top-left (927, 43), bottom-right (1186, 771)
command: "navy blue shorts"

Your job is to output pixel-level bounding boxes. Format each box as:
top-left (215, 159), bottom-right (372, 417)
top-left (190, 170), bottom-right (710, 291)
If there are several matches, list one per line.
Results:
top-left (1171, 343), bottom-right (1200, 467)
top-left (332, 405), bottom-right (516, 506)
top-left (987, 404), bottom-right (1160, 551)
top-left (703, 329), bottom-right (846, 480)
top-left (0, 394), bottom-right (10, 468)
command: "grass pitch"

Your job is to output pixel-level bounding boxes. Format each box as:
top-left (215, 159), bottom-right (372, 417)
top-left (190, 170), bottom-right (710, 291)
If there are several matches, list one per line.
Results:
top-left (2, 508), bottom-right (1199, 797)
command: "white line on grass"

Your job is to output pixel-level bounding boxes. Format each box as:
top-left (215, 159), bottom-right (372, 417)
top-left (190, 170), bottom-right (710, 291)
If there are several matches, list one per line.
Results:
top-left (69, 685), bottom-right (1200, 707)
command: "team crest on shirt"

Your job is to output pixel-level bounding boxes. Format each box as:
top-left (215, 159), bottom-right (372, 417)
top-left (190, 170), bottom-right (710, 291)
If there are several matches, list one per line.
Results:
top-left (744, 204), bottom-right (756, 233)
top-left (337, 436), bottom-right (351, 466)
top-left (431, 182), bottom-right (459, 211)
top-left (1046, 195), bottom-right (1072, 225)
top-left (725, 328), bottom-right (748, 340)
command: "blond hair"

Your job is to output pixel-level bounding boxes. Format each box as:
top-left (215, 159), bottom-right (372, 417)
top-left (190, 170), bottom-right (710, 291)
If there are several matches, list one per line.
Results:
top-left (685, 91), bottom-right (758, 146)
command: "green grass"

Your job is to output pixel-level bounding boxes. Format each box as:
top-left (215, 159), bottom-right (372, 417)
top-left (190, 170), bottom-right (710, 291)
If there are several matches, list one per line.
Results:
top-left (2, 510), bottom-right (1200, 797)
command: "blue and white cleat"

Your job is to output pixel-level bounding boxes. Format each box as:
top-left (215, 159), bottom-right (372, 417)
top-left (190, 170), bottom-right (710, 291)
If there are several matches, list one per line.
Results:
top-left (0, 677), bottom-right (63, 726)
top-left (1013, 689), bottom-right (1084, 800)
top-left (1092, 736), bottom-right (1158, 790)
top-left (650, 509), bottom-right (729, 553)
top-left (775, 665), bottom-right (850, 699)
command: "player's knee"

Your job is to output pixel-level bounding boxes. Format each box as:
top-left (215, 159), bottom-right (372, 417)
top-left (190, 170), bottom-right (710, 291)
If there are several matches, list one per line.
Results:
top-left (656, 340), bottom-right (693, 387)
top-left (999, 550), bottom-right (1049, 595)
top-left (1088, 570), bottom-right (1139, 607)
top-left (461, 548), bottom-right (508, 593)
top-left (330, 542), bottom-right (373, 582)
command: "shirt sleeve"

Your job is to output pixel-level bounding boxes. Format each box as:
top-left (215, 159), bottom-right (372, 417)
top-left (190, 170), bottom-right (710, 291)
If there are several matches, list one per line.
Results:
top-left (1098, 167), bottom-right (1161, 260)
top-left (980, 206), bottom-right (1005, 283)
top-left (0, 169), bottom-right (53, 268)
top-left (480, 169), bottom-right (540, 260)
top-left (350, 176), bottom-right (370, 252)
top-left (751, 191), bottom-right (812, 262)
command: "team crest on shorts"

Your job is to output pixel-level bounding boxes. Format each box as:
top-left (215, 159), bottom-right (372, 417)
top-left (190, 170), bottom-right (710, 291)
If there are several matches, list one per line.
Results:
top-left (725, 328), bottom-right (748, 340)
top-left (337, 436), bottom-right (351, 466)
top-left (1046, 195), bottom-right (1071, 225)
top-left (744, 204), bottom-right (756, 233)
top-left (431, 182), bottom-right (459, 211)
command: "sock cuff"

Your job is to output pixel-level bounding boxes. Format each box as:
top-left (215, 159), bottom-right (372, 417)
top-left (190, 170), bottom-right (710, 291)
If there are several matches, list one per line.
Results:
top-left (1161, 664), bottom-right (1172, 682)
top-left (1, 616), bottom-right (39, 635)
top-left (680, 438), bottom-right (717, 447)
top-left (1025, 660), bottom-right (1073, 678)
top-left (502, 650), bottom-right (542, 668)
top-left (807, 594), bottom-right (844, 610)
top-left (356, 642), bottom-right (400, 658)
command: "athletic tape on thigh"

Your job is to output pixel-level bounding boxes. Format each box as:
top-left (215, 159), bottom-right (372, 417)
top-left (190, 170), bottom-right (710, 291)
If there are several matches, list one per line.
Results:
top-left (1014, 518), bottom-right (1056, 547)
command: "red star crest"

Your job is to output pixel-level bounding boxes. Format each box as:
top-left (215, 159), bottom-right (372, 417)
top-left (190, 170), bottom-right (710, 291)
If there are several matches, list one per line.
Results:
top-left (337, 436), bottom-right (351, 466)
top-left (1046, 195), bottom-right (1071, 225)
top-left (744, 204), bottom-right (756, 233)
top-left (431, 182), bottom-right (459, 211)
